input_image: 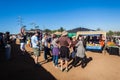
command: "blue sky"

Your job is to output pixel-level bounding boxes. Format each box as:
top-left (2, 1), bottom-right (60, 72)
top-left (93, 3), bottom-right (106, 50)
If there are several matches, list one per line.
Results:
top-left (0, 0), bottom-right (120, 34)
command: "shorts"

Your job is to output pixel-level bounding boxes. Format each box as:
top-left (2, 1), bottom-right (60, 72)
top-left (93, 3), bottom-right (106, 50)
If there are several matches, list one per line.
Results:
top-left (33, 48), bottom-right (40, 57)
top-left (60, 46), bottom-right (70, 59)
top-left (60, 57), bottom-right (69, 61)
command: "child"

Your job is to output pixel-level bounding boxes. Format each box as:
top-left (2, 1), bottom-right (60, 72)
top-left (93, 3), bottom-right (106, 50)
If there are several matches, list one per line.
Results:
top-left (51, 34), bottom-right (59, 68)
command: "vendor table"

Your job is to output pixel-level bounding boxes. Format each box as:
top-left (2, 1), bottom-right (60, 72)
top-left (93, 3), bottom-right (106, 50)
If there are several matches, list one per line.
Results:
top-left (108, 46), bottom-right (120, 56)
top-left (86, 46), bottom-right (102, 52)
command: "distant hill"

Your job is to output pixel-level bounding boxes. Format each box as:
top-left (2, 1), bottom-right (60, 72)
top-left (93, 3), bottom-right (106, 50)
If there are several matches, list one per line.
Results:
top-left (67, 27), bottom-right (95, 33)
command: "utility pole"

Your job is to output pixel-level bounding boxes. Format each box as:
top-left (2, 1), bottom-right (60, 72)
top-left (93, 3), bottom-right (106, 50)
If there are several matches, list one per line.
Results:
top-left (17, 16), bottom-right (26, 33)
top-left (17, 16), bottom-right (23, 27)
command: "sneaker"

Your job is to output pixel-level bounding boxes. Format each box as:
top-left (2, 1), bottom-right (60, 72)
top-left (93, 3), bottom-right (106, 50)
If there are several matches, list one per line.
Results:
top-left (65, 68), bottom-right (68, 72)
top-left (59, 67), bottom-right (63, 72)
top-left (61, 69), bottom-right (63, 72)
top-left (45, 59), bottom-right (48, 63)
top-left (53, 64), bottom-right (55, 67)
top-left (55, 65), bottom-right (58, 68)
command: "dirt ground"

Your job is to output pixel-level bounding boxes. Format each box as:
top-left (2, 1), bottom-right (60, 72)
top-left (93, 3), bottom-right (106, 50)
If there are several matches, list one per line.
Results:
top-left (0, 40), bottom-right (120, 80)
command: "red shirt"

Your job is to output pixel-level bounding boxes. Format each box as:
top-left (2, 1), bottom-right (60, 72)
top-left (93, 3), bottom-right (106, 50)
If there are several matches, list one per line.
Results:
top-left (57, 36), bottom-right (71, 46)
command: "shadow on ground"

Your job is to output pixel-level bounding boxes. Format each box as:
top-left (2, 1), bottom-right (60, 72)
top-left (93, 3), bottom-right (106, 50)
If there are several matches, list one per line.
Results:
top-left (0, 43), bottom-right (56, 80)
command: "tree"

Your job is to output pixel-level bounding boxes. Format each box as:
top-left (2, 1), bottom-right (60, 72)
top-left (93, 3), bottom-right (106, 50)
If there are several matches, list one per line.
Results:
top-left (96, 28), bottom-right (101, 31)
top-left (107, 30), bottom-right (114, 36)
top-left (51, 30), bottom-right (57, 33)
top-left (115, 31), bottom-right (120, 36)
top-left (58, 27), bottom-right (64, 32)
top-left (43, 29), bottom-right (51, 33)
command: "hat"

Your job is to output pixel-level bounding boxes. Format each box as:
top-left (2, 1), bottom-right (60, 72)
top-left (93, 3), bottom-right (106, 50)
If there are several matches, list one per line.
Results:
top-left (72, 36), bottom-right (76, 38)
top-left (62, 31), bottom-right (68, 36)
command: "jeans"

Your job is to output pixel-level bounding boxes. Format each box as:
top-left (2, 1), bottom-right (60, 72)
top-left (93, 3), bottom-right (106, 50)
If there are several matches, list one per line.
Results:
top-left (53, 55), bottom-right (58, 66)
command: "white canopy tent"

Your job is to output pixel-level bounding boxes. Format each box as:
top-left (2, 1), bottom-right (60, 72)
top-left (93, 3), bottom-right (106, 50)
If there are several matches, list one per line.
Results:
top-left (76, 31), bottom-right (106, 40)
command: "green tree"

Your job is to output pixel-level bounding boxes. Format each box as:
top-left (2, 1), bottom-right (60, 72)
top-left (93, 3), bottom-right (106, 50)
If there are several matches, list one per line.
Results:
top-left (51, 30), bottom-right (57, 33)
top-left (115, 31), bottom-right (120, 36)
top-left (58, 27), bottom-right (64, 32)
top-left (96, 28), bottom-right (101, 31)
top-left (107, 30), bottom-right (114, 36)
top-left (44, 29), bottom-right (51, 33)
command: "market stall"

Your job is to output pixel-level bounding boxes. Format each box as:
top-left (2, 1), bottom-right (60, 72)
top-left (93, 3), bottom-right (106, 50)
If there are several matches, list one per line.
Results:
top-left (68, 33), bottom-right (76, 38)
top-left (108, 46), bottom-right (120, 56)
top-left (76, 31), bottom-right (106, 52)
top-left (76, 31), bottom-right (106, 39)
top-left (106, 40), bottom-right (120, 56)
top-left (86, 44), bottom-right (103, 52)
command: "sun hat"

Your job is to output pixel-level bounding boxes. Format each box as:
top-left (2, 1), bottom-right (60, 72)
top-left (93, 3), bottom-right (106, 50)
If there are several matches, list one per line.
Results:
top-left (61, 31), bottom-right (68, 36)
top-left (72, 36), bottom-right (76, 39)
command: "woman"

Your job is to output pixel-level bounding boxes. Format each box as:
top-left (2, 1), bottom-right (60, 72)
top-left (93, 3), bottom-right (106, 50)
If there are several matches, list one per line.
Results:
top-left (19, 33), bottom-right (26, 54)
top-left (73, 35), bottom-right (86, 68)
top-left (51, 34), bottom-right (59, 68)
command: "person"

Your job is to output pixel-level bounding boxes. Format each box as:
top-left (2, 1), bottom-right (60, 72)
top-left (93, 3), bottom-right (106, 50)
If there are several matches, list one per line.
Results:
top-left (51, 34), bottom-right (59, 68)
top-left (99, 39), bottom-right (105, 47)
top-left (11, 35), bottom-right (17, 44)
top-left (0, 32), bottom-right (4, 49)
top-left (72, 35), bottom-right (86, 68)
top-left (19, 33), bottom-right (26, 54)
top-left (19, 27), bottom-right (27, 54)
top-left (69, 36), bottom-right (78, 61)
top-left (57, 31), bottom-right (71, 72)
top-left (42, 33), bottom-right (52, 62)
top-left (102, 38), bottom-right (108, 54)
top-left (31, 31), bottom-right (40, 65)
top-left (118, 38), bottom-right (120, 46)
top-left (3, 31), bottom-right (11, 60)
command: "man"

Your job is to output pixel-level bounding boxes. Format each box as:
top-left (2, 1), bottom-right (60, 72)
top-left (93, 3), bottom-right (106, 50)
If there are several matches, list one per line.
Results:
top-left (3, 31), bottom-right (11, 60)
top-left (31, 31), bottom-right (40, 65)
top-left (42, 33), bottom-right (52, 62)
top-left (57, 31), bottom-right (71, 72)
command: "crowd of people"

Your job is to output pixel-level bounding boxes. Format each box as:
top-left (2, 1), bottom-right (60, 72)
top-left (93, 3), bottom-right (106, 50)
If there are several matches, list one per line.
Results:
top-left (0, 29), bottom-right (92, 72)
top-left (29, 30), bottom-right (92, 72)
top-left (2, 27), bottom-right (120, 73)
top-left (0, 31), bottom-right (17, 60)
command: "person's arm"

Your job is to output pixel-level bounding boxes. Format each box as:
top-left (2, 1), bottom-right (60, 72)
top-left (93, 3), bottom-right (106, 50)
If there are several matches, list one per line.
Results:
top-left (42, 38), bottom-right (45, 46)
top-left (67, 38), bottom-right (71, 48)
top-left (75, 41), bottom-right (80, 47)
top-left (36, 40), bottom-right (39, 46)
top-left (35, 37), bottom-right (40, 47)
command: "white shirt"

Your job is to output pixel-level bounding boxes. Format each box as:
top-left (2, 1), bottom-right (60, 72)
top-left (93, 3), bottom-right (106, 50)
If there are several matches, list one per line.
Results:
top-left (31, 35), bottom-right (39, 48)
top-left (51, 38), bottom-right (58, 48)
top-left (42, 38), bottom-right (48, 47)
